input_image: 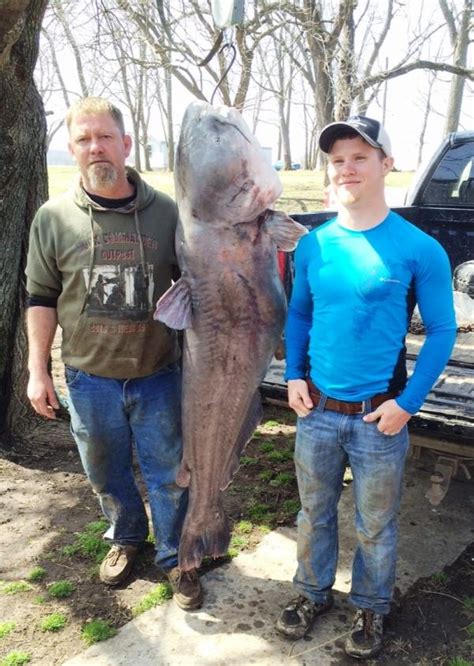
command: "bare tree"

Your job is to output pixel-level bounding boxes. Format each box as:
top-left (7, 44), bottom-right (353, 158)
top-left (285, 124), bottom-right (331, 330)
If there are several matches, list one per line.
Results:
top-left (0, 0), bottom-right (48, 443)
top-left (439, 0), bottom-right (472, 133)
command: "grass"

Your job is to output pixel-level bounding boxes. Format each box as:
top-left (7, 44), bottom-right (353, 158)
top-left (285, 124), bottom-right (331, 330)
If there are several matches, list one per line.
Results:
top-left (0, 582), bottom-right (32, 595)
top-left (47, 581), bottom-right (75, 599)
top-left (0, 653), bottom-right (31, 666)
top-left (430, 571), bottom-right (449, 588)
top-left (269, 471), bottom-right (295, 487)
top-left (247, 502), bottom-right (274, 523)
top-left (462, 596), bottom-right (474, 613)
top-left (282, 499), bottom-right (301, 515)
top-left (61, 519), bottom-right (109, 563)
top-left (132, 583), bottom-right (173, 616)
top-left (258, 470), bottom-right (273, 482)
top-left (47, 166), bottom-right (413, 215)
top-left (26, 567), bottom-right (46, 582)
top-left (39, 612), bottom-right (68, 632)
top-left (262, 420), bottom-right (281, 428)
top-left (259, 441), bottom-right (275, 453)
top-left (33, 595), bottom-right (47, 604)
top-left (239, 455), bottom-right (259, 466)
top-left (266, 449), bottom-right (293, 463)
top-left (81, 619), bottom-right (117, 646)
top-left (234, 520), bottom-right (253, 534)
top-left (0, 622), bottom-right (16, 638)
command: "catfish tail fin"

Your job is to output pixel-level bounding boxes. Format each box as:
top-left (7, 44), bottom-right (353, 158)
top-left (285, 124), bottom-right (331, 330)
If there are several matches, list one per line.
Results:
top-left (178, 504), bottom-right (230, 571)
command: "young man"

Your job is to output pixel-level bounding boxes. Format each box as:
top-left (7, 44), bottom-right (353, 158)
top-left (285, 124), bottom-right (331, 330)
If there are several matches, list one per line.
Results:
top-left (276, 116), bottom-right (456, 658)
top-left (26, 97), bottom-right (203, 610)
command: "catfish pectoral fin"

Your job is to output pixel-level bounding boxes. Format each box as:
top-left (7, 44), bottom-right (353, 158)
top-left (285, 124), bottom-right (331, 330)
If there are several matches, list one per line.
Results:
top-left (153, 277), bottom-right (193, 329)
top-left (178, 507), bottom-right (230, 571)
top-left (265, 210), bottom-right (309, 251)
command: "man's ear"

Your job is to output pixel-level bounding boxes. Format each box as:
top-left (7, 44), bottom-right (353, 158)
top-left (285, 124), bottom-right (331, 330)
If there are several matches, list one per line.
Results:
top-left (123, 133), bottom-right (132, 158)
top-left (67, 141), bottom-right (76, 160)
top-left (383, 156), bottom-right (394, 175)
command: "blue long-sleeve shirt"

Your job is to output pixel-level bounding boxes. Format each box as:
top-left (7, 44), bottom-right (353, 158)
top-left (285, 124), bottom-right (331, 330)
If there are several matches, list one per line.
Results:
top-left (285, 211), bottom-right (457, 414)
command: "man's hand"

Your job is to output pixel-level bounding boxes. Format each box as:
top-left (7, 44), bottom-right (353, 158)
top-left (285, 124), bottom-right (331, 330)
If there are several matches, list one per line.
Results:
top-left (363, 399), bottom-right (411, 435)
top-left (27, 371), bottom-right (59, 419)
top-left (288, 379), bottom-right (314, 417)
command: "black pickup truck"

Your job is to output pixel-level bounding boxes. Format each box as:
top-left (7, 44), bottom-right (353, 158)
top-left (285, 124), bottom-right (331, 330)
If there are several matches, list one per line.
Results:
top-left (263, 131), bottom-right (474, 496)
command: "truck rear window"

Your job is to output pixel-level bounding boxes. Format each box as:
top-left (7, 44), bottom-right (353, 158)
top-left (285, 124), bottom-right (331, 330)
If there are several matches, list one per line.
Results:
top-left (421, 143), bottom-right (474, 207)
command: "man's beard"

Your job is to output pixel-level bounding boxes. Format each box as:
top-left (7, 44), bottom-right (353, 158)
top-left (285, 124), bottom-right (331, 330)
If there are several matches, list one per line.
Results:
top-left (88, 163), bottom-right (118, 190)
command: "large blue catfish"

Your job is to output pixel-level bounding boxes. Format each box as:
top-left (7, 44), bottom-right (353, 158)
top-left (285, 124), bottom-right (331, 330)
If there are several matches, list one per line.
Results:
top-left (154, 101), bottom-right (307, 570)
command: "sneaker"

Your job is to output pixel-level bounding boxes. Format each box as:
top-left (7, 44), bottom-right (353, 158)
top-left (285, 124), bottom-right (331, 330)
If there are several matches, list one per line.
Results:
top-left (344, 608), bottom-right (384, 659)
top-left (276, 594), bottom-right (334, 639)
top-left (99, 544), bottom-right (139, 586)
top-left (166, 567), bottom-right (203, 610)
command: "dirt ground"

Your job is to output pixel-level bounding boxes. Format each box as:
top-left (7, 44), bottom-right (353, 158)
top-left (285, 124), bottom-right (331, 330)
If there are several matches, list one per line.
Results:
top-left (0, 400), bottom-right (473, 664)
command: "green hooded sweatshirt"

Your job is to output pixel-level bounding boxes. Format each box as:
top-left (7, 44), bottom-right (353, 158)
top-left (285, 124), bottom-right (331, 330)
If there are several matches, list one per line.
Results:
top-left (26, 168), bottom-right (180, 378)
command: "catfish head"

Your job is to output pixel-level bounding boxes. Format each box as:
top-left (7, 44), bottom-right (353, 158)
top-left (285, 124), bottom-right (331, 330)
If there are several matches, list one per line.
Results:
top-left (175, 101), bottom-right (282, 226)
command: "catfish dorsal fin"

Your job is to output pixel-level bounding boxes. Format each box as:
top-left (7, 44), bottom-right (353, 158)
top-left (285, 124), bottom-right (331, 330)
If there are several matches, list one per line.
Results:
top-left (265, 210), bottom-right (308, 251)
top-left (153, 277), bottom-right (192, 330)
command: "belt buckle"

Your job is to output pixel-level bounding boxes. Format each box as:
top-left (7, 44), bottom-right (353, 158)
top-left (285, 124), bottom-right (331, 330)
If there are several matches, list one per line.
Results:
top-left (356, 400), bottom-right (366, 414)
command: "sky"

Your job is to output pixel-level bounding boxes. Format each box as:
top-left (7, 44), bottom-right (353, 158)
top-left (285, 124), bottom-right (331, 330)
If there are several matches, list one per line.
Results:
top-left (45, 1), bottom-right (473, 173)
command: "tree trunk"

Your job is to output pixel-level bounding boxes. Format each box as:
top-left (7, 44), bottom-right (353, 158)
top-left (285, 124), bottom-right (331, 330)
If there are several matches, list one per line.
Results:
top-left (0, 0), bottom-right (48, 444)
top-left (442, 0), bottom-right (470, 134)
top-left (165, 68), bottom-right (174, 172)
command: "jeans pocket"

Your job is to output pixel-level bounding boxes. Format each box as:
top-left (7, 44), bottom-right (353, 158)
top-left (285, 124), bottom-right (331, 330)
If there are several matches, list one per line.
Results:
top-left (298, 408), bottom-right (317, 423)
top-left (64, 365), bottom-right (83, 388)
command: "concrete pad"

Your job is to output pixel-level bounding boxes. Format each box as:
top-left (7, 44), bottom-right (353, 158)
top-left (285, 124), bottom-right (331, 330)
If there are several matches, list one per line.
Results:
top-left (64, 462), bottom-right (473, 666)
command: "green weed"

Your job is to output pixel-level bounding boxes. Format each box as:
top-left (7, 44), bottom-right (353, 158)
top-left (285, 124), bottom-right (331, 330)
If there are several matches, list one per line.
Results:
top-left (0, 652), bottom-right (31, 666)
top-left (230, 534), bottom-right (248, 549)
top-left (33, 595), bottom-right (47, 605)
top-left (282, 499), bottom-right (300, 514)
top-left (26, 566), bottom-right (46, 582)
top-left (430, 571), bottom-right (449, 587)
top-left (132, 584), bottom-right (172, 616)
top-left (0, 622), bottom-right (16, 638)
top-left (240, 456), bottom-right (258, 466)
top-left (269, 471), bottom-right (295, 487)
top-left (266, 449), bottom-right (293, 463)
top-left (47, 581), bottom-right (75, 598)
top-left (234, 520), bottom-right (253, 534)
top-left (247, 503), bottom-right (271, 522)
top-left (447, 658), bottom-right (472, 666)
top-left (462, 596), bottom-right (474, 613)
top-left (263, 420), bottom-right (280, 428)
top-left (0, 581), bottom-right (32, 595)
top-left (258, 470), bottom-right (273, 482)
top-left (81, 619), bottom-right (117, 645)
top-left (39, 612), bottom-right (68, 632)
top-left (61, 520), bottom-right (109, 563)
top-left (259, 441), bottom-right (275, 453)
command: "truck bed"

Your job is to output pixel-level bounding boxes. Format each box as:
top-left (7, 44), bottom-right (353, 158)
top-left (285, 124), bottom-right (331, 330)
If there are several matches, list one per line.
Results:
top-left (261, 331), bottom-right (474, 447)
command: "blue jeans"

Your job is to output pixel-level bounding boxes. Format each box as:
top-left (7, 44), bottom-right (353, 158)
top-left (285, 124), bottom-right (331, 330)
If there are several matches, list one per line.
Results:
top-left (293, 396), bottom-right (409, 615)
top-left (65, 363), bottom-right (187, 571)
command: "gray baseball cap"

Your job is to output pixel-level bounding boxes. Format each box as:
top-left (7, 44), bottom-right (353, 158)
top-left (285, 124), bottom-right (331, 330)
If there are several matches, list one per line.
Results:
top-left (319, 115), bottom-right (392, 158)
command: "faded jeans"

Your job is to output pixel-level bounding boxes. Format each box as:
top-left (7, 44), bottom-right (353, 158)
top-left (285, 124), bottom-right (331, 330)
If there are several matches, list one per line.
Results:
top-left (65, 363), bottom-right (187, 571)
top-left (293, 396), bottom-right (409, 615)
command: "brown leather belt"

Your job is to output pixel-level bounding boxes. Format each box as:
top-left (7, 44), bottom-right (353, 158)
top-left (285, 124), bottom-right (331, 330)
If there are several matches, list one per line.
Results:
top-left (306, 379), bottom-right (397, 415)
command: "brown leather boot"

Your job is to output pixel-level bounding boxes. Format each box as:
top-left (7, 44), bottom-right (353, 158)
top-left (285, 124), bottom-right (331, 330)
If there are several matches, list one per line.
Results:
top-left (166, 567), bottom-right (203, 610)
top-left (99, 545), bottom-right (139, 586)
